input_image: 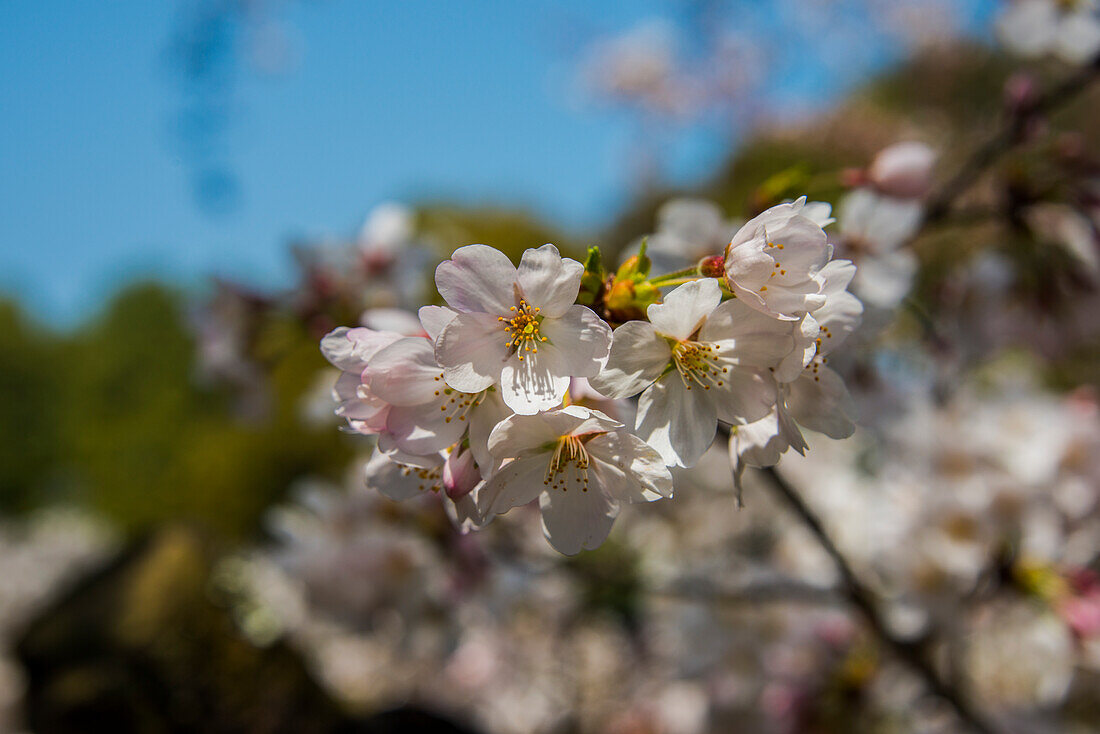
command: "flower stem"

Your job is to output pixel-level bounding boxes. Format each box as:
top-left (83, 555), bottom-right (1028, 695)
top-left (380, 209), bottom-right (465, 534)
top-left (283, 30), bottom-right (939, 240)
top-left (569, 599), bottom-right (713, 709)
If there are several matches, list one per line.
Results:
top-left (648, 266), bottom-right (699, 286)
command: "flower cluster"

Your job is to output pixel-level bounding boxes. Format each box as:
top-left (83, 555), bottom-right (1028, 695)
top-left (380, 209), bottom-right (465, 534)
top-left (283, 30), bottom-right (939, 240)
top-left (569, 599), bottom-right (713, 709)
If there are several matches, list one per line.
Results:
top-left (322, 200), bottom-right (862, 553)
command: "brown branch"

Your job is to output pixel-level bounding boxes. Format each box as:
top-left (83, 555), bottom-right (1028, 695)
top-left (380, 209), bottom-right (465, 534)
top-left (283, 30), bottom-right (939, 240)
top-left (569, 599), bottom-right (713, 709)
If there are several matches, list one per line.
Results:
top-left (760, 466), bottom-right (1003, 734)
top-left (923, 56), bottom-right (1100, 227)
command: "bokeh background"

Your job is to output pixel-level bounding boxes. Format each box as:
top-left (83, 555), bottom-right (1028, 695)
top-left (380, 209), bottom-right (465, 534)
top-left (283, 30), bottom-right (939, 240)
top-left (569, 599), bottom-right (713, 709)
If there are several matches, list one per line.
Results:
top-left (4, 1), bottom-right (1100, 732)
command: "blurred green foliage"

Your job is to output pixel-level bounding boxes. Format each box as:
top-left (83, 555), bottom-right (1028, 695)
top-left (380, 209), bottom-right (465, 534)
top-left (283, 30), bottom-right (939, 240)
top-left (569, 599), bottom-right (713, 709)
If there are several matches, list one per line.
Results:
top-left (0, 284), bottom-right (353, 538)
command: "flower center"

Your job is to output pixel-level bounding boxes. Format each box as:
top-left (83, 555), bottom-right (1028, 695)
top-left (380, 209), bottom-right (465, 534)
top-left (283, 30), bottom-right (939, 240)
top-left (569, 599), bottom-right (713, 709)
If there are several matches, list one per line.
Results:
top-left (544, 434), bottom-right (591, 492)
top-left (499, 298), bottom-right (547, 361)
top-left (672, 340), bottom-right (728, 391)
top-left (431, 375), bottom-right (488, 424)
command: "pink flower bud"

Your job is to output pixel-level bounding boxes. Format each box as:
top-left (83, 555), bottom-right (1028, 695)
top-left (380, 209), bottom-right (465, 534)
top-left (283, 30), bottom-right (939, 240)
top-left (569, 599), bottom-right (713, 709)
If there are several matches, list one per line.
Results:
top-left (443, 446), bottom-right (481, 500)
top-left (867, 141), bottom-right (936, 199)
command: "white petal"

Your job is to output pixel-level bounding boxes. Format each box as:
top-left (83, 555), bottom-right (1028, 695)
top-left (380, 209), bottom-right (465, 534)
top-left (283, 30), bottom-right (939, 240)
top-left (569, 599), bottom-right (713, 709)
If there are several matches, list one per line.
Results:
top-left (499, 345), bottom-right (571, 414)
top-left (589, 320), bottom-right (672, 399)
top-left (997, 0), bottom-right (1059, 57)
top-left (488, 406), bottom-right (621, 458)
top-left (712, 367), bottom-right (778, 425)
top-left (516, 244), bottom-right (584, 318)
top-left (587, 431), bottom-right (673, 502)
top-left (539, 305), bottom-right (612, 376)
top-left (636, 376), bottom-right (717, 467)
top-left (383, 400), bottom-right (467, 456)
top-left (435, 311), bottom-right (510, 393)
top-left (1058, 12), bottom-right (1100, 63)
top-left (364, 451), bottom-right (443, 501)
top-left (367, 337), bottom-right (442, 406)
top-left (787, 366), bottom-right (857, 438)
top-left (443, 492), bottom-right (487, 533)
top-left (539, 485), bottom-right (619, 555)
top-left (852, 250), bottom-right (917, 309)
top-left (467, 389), bottom-right (511, 478)
top-left (434, 244), bottom-right (517, 315)
top-left (321, 326), bottom-right (401, 371)
top-left (701, 298), bottom-right (795, 367)
top-left (647, 278), bottom-right (723, 340)
top-left (419, 305), bottom-right (458, 341)
top-left (773, 315), bottom-right (819, 383)
top-left (478, 456), bottom-right (548, 516)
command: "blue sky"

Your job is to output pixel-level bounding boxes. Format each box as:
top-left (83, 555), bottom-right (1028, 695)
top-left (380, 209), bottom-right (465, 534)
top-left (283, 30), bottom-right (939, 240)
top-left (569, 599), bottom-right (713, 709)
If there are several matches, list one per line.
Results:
top-left (0, 1), bottom-right (995, 324)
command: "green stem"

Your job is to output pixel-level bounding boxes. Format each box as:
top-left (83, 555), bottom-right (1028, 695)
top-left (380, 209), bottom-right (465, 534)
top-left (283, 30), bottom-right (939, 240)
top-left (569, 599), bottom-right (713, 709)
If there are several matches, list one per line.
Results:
top-left (648, 266), bottom-right (699, 286)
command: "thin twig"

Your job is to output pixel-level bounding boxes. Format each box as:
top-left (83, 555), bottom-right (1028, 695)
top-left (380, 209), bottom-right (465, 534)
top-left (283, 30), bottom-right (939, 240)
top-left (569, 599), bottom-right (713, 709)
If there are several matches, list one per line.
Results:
top-left (923, 57), bottom-right (1100, 226)
top-left (760, 466), bottom-right (1002, 734)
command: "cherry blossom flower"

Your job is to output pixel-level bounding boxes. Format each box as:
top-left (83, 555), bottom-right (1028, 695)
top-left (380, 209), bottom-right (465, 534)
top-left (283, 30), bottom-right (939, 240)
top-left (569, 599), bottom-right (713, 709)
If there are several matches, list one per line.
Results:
top-left (366, 334), bottom-right (512, 476)
top-left (478, 405), bottom-right (672, 554)
top-left (364, 448), bottom-right (485, 533)
top-left (319, 326), bottom-right (405, 434)
top-left (837, 188), bottom-right (922, 308)
top-left (723, 198), bottom-right (832, 320)
top-left (433, 244), bottom-right (612, 415)
top-left (591, 278), bottom-right (791, 467)
top-left (731, 260), bottom-right (863, 479)
top-left (998, 0), bottom-right (1100, 65)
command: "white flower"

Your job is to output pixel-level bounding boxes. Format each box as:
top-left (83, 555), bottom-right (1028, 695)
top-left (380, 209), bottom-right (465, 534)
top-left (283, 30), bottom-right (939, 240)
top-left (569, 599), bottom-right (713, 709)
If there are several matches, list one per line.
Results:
top-left (433, 244), bottom-right (612, 415)
top-left (838, 188), bottom-right (923, 309)
top-left (590, 278), bottom-right (791, 467)
top-left (867, 141), bottom-right (936, 199)
top-left (723, 198), bottom-right (832, 320)
top-left (731, 260), bottom-right (862, 474)
top-left (998, 0), bottom-right (1100, 64)
top-left (319, 326), bottom-right (404, 434)
top-left (366, 333), bottom-right (512, 476)
top-left (363, 448), bottom-right (485, 533)
top-left (478, 405), bottom-right (672, 554)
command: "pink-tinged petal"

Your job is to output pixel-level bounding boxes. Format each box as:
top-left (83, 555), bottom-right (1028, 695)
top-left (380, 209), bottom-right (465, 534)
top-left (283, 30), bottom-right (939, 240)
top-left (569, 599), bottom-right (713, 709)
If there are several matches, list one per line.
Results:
top-left (434, 244), bottom-right (517, 315)
top-left (701, 298), bottom-right (796, 367)
top-left (868, 141), bottom-right (936, 199)
top-left (364, 451), bottom-right (443, 501)
top-left (320, 327), bottom-right (402, 371)
top-left (538, 305), bottom-right (612, 376)
top-left (333, 370), bottom-right (364, 403)
top-left (516, 244), bottom-right (584, 318)
top-left (647, 278), bottom-right (723, 340)
top-left (478, 456), bottom-right (549, 516)
top-left (539, 485), bottom-right (618, 555)
top-left (419, 305), bottom-right (459, 341)
top-left (499, 346), bottom-right (571, 415)
top-left (383, 400), bottom-right (467, 456)
top-left (435, 311), bottom-right (510, 393)
top-left (787, 366), bottom-right (857, 439)
top-left (443, 447), bottom-right (482, 500)
top-left (367, 337), bottom-right (443, 406)
top-left (636, 376), bottom-right (717, 467)
top-left (589, 320), bottom-right (671, 399)
top-left (729, 201), bottom-right (802, 248)
top-left (587, 431), bottom-right (673, 502)
top-left (713, 367), bottom-right (778, 425)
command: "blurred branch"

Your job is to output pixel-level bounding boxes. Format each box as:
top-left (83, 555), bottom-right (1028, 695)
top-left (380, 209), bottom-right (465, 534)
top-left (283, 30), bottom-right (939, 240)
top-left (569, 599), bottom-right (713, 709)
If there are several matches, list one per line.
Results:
top-left (759, 466), bottom-right (1004, 734)
top-left (924, 57), bottom-right (1100, 226)
top-left (651, 576), bottom-right (841, 606)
